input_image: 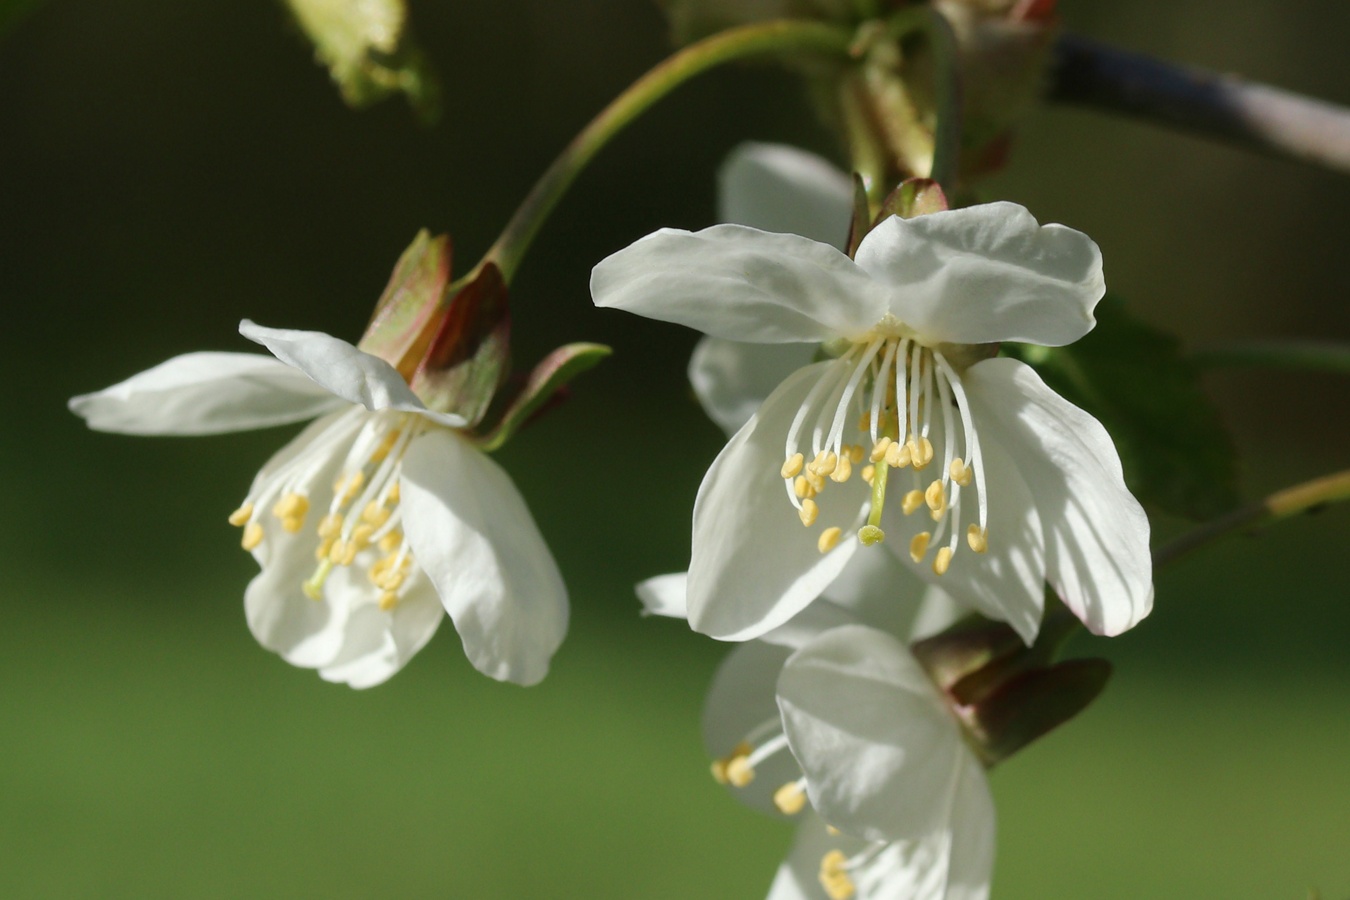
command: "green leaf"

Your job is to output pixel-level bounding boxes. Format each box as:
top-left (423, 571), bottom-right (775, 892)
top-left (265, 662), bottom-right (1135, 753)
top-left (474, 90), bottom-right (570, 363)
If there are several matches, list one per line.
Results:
top-left (282, 0), bottom-right (440, 122)
top-left (1005, 296), bottom-right (1239, 520)
top-left (478, 344), bottom-right (612, 451)
top-left (357, 229), bottom-right (452, 380)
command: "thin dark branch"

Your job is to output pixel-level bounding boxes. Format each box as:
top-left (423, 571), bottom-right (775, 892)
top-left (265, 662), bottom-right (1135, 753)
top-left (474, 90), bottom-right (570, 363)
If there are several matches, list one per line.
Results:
top-left (1048, 33), bottom-right (1350, 174)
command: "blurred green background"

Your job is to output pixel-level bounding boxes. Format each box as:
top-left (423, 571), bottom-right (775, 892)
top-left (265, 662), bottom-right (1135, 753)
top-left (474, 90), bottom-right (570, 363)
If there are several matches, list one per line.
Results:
top-left (2, 1), bottom-right (1348, 896)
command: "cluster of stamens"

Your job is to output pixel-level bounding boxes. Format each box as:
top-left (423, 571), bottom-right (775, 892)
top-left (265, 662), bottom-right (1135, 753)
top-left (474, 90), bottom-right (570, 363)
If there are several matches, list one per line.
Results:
top-left (781, 335), bottom-right (989, 575)
top-left (228, 408), bottom-right (425, 611)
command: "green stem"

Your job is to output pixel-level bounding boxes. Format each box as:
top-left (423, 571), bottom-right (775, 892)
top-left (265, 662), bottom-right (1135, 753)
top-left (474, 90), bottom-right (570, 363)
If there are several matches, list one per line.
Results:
top-left (1153, 468), bottom-right (1350, 568)
top-left (893, 7), bottom-right (962, 193)
top-left (482, 20), bottom-right (858, 284)
top-left (1191, 340), bottom-right (1350, 376)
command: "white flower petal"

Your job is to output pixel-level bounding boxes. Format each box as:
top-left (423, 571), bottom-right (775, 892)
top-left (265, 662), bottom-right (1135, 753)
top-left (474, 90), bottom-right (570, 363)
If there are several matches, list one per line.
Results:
top-left (881, 417), bottom-right (1046, 644)
top-left (636, 572), bottom-right (689, 619)
top-left (688, 361), bottom-right (864, 642)
top-left (689, 336), bottom-right (817, 436)
top-left (767, 813), bottom-right (851, 900)
top-left (719, 142), bottom-right (853, 248)
top-left (818, 543), bottom-right (956, 641)
top-left (399, 429), bottom-right (568, 686)
top-left (590, 225), bottom-right (885, 343)
top-left (853, 202), bottom-right (1104, 347)
top-left (317, 576), bottom-right (444, 689)
top-left (239, 320), bottom-right (466, 427)
top-left (777, 624), bottom-right (974, 843)
top-left (68, 352), bottom-right (344, 435)
top-left (964, 357), bottom-right (1153, 636)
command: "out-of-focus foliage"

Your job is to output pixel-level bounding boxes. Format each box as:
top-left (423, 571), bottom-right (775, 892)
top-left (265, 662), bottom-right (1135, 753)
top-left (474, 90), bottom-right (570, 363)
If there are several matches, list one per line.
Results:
top-left (1007, 296), bottom-right (1240, 520)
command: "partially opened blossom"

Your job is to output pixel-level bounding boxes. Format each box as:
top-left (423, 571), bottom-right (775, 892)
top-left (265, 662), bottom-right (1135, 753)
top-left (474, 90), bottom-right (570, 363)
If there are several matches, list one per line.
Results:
top-left (70, 235), bottom-right (602, 688)
top-left (593, 179), bottom-right (1152, 646)
top-left (639, 559), bottom-right (990, 900)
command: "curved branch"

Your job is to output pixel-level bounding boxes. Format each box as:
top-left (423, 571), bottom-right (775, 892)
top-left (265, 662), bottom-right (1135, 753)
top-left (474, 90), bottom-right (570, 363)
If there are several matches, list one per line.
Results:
top-left (1048, 33), bottom-right (1350, 175)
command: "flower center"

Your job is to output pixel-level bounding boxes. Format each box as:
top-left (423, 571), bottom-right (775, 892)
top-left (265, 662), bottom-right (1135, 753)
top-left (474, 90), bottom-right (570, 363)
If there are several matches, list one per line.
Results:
top-left (780, 336), bottom-right (989, 575)
top-left (228, 408), bottom-right (428, 610)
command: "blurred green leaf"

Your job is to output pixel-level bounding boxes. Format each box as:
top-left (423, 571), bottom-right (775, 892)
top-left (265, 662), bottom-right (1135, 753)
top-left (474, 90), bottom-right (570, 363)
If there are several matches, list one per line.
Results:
top-left (1005, 296), bottom-right (1239, 520)
top-left (282, 0), bottom-right (440, 122)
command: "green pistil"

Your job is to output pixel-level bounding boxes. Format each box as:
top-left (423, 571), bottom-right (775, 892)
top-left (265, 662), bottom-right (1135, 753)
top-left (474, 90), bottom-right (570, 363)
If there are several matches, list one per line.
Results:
top-left (859, 457), bottom-right (889, 546)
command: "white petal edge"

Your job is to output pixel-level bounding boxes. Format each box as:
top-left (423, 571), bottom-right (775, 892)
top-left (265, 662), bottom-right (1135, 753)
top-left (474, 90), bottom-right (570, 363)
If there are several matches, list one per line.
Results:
top-left (689, 336), bottom-right (818, 437)
top-left (719, 142), bottom-right (853, 249)
top-left (688, 361), bottom-right (864, 642)
top-left (777, 624), bottom-right (974, 843)
top-left (636, 572), bottom-right (689, 619)
top-left (853, 202), bottom-right (1104, 347)
top-left (591, 225), bottom-right (885, 343)
top-left (240, 320), bottom-right (466, 428)
top-left (69, 352), bottom-right (344, 435)
top-left (963, 357), bottom-right (1153, 636)
top-left (317, 576), bottom-right (445, 689)
top-left (400, 428), bottom-right (568, 686)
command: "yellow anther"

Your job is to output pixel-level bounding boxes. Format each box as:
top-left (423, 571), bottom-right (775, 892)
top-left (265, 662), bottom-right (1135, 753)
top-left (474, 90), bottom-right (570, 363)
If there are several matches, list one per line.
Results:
top-left (272, 493), bottom-right (309, 521)
top-left (901, 489), bottom-right (925, 516)
top-left (857, 412), bottom-right (871, 432)
top-left (378, 590), bottom-right (399, 611)
top-left (333, 471), bottom-right (365, 503)
top-left (810, 451), bottom-right (838, 477)
top-left (860, 464), bottom-right (876, 486)
top-left (386, 481), bottom-right (400, 504)
top-left (227, 503), bottom-right (253, 527)
top-left (950, 458), bottom-right (974, 487)
top-left (847, 444), bottom-right (865, 465)
top-left (317, 513), bottom-right (344, 539)
top-left (378, 530), bottom-right (403, 553)
top-left (925, 479), bottom-right (947, 514)
top-left (241, 521), bottom-right (263, 551)
top-left (316, 538), bottom-right (335, 562)
top-left (933, 546), bottom-right (953, 576)
top-left (351, 524), bottom-right (376, 549)
top-left (967, 525), bottom-right (989, 554)
top-left (726, 755), bottom-right (755, 788)
top-left (858, 524), bottom-right (885, 546)
top-left (805, 470), bottom-right (826, 493)
top-left (773, 782), bottom-right (808, 816)
top-left (885, 440), bottom-right (912, 469)
top-left (368, 429), bottom-right (401, 464)
top-left (819, 850), bottom-right (856, 900)
top-left (817, 526), bottom-right (843, 554)
top-left (910, 435), bottom-right (935, 469)
top-left (829, 455), bottom-right (852, 484)
top-left (793, 476), bottom-right (813, 499)
top-left (375, 569), bottom-right (406, 592)
top-left (280, 515), bottom-right (305, 534)
top-left (710, 758), bottom-right (729, 785)
top-left (361, 502), bottom-right (391, 527)
top-left (909, 531), bottom-right (931, 562)
top-left (781, 453), bottom-right (805, 479)
top-left (869, 437), bottom-right (892, 463)
top-left (825, 825), bottom-right (841, 837)
top-left (328, 539), bottom-right (356, 565)
top-left (798, 499), bottom-right (819, 527)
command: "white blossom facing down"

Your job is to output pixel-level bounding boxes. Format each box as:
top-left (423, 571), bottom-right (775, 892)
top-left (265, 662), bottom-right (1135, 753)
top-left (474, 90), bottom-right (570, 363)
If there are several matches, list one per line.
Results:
top-left (70, 321), bottom-right (568, 688)
top-left (593, 154), bottom-right (1152, 646)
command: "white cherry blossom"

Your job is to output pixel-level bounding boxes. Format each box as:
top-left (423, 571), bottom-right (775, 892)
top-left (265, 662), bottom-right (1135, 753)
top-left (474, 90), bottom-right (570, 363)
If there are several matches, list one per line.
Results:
top-left (593, 145), bottom-right (1151, 646)
top-left (70, 320), bottom-right (567, 688)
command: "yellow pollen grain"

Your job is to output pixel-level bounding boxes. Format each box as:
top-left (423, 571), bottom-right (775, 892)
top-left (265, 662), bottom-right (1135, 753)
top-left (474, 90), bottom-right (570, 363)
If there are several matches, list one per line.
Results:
top-left (798, 499), bottom-right (819, 527)
top-left (328, 539), bottom-right (348, 565)
top-left (726, 755), bottom-right (755, 788)
top-left (810, 450), bottom-right (838, 477)
top-left (857, 412), bottom-right (871, 432)
top-left (272, 493), bottom-right (309, 521)
top-left (375, 569), bottom-right (406, 592)
top-left (379, 530), bottom-right (403, 553)
top-left (241, 521), bottom-right (263, 551)
top-left (825, 825), bottom-right (841, 837)
top-left (793, 476), bottom-right (813, 499)
top-left (386, 481), bottom-right (400, 504)
top-left (781, 453), bottom-right (805, 479)
top-left (228, 503), bottom-right (253, 527)
top-left (351, 524), bottom-right (376, 549)
top-left (860, 464), bottom-right (875, 486)
top-left (950, 458), bottom-right (973, 487)
top-left (773, 782), bottom-right (807, 816)
top-left (829, 456), bottom-right (852, 483)
top-left (362, 502), bottom-right (391, 527)
top-left (909, 531), bottom-right (931, 562)
top-left (710, 758), bottom-right (729, 785)
top-left (817, 526), bottom-right (843, 554)
top-left (901, 489), bottom-right (925, 516)
top-left (967, 525), bottom-right (989, 553)
top-left (369, 429), bottom-right (401, 464)
top-left (925, 479), bottom-right (946, 513)
top-left (847, 444), bottom-right (865, 465)
top-left (378, 590), bottom-right (399, 611)
top-left (316, 538), bottom-right (335, 562)
top-left (910, 436), bottom-right (935, 469)
top-left (318, 513), bottom-right (343, 539)
top-left (280, 515), bottom-right (305, 534)
top-left (886, 440), bottom-right (912, 469)
top-left (333, 471), bottom-right (365, 503)
top-left (858, 524), bottom-right (885, 546)
top-left (869, 437), bottom-right (892, 463)
top-left (933, 546), bottom-right (953, 575)
top-left (805, 471), bottom-right (826, 493)
top-left (819, 850), bottom-right (856, 900)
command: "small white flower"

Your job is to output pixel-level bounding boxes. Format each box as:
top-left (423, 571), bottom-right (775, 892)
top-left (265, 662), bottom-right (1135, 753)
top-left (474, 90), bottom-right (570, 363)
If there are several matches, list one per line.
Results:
top-left (593, 145), bottom-right (1152, 646)
top-left (639, 560), bottom-right (991, 900)
top-left (70, 320), bottom-right (567, 688)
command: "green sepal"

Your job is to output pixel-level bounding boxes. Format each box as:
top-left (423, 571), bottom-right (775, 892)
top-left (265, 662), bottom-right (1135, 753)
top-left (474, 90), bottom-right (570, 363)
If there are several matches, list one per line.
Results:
top-left (282, 0), bottom-right (440, 122)
top-left (357, 229), bottom-right (452, 381)
top-left (845, 173), bottom-right (870, 259)
top-left (476, 343), bottom-right (612, 452)
top-left (877, 176), bottom-right (949, 220)
top-left (967, 658), bottom-right (1112, 765)
top-left (910, 614), bottom-right (1025, 703)
top-left (408, 263), bottom-right (511, 428)
top-left (1005, 295), bottom-right (1240, 520)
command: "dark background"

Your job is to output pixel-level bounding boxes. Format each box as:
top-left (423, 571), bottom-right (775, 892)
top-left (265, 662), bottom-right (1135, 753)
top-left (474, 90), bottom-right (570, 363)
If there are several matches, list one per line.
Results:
top-left (2, 1), bottom-right (1347, 896)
